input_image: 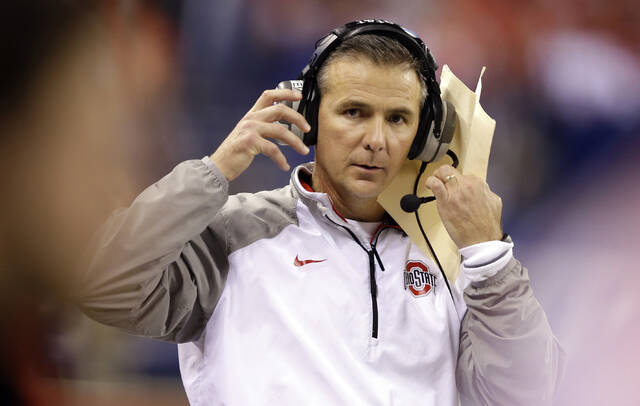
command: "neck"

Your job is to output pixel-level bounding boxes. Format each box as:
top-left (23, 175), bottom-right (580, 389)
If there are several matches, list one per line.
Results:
top-left (331, 197), bottom-right (385, 222)
top-left (310, 170), bottom-right (385, 222)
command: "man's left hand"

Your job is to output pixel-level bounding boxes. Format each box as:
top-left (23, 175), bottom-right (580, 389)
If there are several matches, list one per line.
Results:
top-left (425, 165), bottom-right (503, 248)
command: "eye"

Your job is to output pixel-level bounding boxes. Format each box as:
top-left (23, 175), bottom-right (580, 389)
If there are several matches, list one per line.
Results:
top-left (389, 114), bottom-right (407, 125)
top-left (344, 108), bottom-right (360, 118)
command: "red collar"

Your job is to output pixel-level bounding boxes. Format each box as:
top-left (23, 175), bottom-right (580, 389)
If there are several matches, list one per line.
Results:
top-left (299, 178), bottom-right (315, 193)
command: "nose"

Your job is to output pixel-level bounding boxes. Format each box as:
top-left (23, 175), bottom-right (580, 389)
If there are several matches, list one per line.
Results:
top-left (363, 116), bottom-right (385, 152)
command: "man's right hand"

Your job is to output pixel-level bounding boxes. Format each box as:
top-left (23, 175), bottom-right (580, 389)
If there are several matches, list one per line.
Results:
top-left (211, 89), bottom-right (311, 182)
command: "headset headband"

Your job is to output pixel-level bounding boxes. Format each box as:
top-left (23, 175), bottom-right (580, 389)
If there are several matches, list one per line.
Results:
top-left (301, 20), bottom-right (437, 81)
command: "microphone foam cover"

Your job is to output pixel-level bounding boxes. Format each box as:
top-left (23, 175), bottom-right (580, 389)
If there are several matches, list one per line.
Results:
top-left (400, 194), bottom-right (421, 213)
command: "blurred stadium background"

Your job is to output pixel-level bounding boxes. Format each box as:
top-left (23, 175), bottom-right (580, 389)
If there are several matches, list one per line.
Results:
top-left (16, 0), bottom-right (640, 404)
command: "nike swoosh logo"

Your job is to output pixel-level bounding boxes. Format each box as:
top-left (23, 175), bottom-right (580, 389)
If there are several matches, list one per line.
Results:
top-left (294, 255), bottom-right (326, 267)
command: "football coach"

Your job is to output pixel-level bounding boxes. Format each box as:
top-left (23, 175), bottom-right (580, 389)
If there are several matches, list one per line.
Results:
top-left (81, 19), bottom-right (564, 405)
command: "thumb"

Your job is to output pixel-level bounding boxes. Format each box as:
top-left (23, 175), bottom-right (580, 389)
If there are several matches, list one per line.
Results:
top-left (425, 175), bottom-right (448, 202)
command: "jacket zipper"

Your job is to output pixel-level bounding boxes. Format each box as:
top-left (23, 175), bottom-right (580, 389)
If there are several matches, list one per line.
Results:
top-left (329, 219), bottom-right (396, 339)
top-left (367, 249), bottom-right (379, 338)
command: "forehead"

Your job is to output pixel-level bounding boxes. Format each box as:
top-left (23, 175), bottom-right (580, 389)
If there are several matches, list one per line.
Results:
top-left (321, 56), bottom-right (423, 110)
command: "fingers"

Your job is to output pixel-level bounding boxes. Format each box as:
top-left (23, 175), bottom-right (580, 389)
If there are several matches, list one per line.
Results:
top-left (248, 102), bottom-right (311, 137)
top-left (255, 137), bottom-right (290, 171)
top-left (425, 164), bottom-right (460, 201)
top-left (246, 91), bottom-right (311, 156)
top-left (235, 121), bottom-right (308, 171)
top-left (212, 89), bottom-right (312, 181)
top-left (425, 175), bottom-right (448, 201)
top-left (432, 165), bottom-right (460, 185)
top-left (258, 122), bottom-right (309, 156)
top-left (250, 89), bottom-right (304, 113)
top-left (423, 164), bottom-right (504, 247)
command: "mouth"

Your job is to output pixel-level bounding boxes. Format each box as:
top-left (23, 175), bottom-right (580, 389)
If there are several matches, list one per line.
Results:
top-left (352, 164), bottom-right (384, 172)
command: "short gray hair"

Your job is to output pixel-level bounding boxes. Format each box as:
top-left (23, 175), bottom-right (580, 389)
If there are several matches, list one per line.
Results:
top-left (316, 34), bottom-right (428, 104)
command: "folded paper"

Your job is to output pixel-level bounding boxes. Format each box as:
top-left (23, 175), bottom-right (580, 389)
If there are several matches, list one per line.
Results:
top-left (378, 65), bottom-right (496, 282)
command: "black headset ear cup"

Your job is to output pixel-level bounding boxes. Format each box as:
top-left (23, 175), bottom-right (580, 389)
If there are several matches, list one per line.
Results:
top-left (304, 90), bottom-right (320, 146)
top-left (439, 100), bottom-right (457, 146)
top-left (299, 77), bottom-right (319, 146)
top-left (407, 100), bottom-right (433, 160)
top-left (411, 99), bottom-right (457, 163)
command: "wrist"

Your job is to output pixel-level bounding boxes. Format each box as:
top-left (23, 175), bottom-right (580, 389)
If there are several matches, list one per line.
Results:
top-left (456, 230), bottom-right (503, 249)
top-left (210, 152), bottom-right (235, 182)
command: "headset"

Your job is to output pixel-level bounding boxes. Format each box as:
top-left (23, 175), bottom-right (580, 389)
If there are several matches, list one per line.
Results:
top-left (277, 19), bottom-right (457, 164)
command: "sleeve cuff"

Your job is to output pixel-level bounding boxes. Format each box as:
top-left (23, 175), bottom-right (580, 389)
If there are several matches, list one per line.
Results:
top-left (201, 155), bottom-right (217, 171)
top-left (201, 155), bottom-right (229, 190)
top-left (459, 240), bottom-right (514, 283)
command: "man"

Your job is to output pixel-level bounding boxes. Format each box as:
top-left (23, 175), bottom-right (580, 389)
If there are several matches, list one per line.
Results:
top-left (81, 20), bottom-right (563, 405)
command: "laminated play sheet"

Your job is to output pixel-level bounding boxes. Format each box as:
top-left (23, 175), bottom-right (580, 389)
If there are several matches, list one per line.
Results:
top-left (378, 65), bottom-right (496, 282)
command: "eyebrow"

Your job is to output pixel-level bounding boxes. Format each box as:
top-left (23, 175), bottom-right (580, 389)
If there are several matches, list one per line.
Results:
top-left (338, 100), bottom-right (369, 109)
top-left (388, 107), bottom-right (415, 117)
top-left (338, 100), bottom-right (417, 116)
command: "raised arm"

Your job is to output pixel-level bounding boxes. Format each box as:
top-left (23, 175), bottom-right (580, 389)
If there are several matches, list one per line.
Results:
top-left (79, 88), bottom-right (310, 343)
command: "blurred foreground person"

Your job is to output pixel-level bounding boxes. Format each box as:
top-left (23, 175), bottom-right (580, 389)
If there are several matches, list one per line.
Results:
top-left (0, 1), bottom-right (181, 404)
top-left (81, 20), bottom-right (564, 405)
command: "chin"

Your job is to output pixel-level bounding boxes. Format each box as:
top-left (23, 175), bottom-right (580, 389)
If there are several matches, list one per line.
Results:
top-left (346, 180), bottom-right (385, 200)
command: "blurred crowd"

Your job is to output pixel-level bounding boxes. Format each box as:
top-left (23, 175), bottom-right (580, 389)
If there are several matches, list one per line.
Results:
top-left (1, 0), bottom-right (638, 404)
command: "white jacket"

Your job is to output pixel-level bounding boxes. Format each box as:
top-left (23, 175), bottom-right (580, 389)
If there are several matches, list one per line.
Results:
top-left (81, 159), bottom-right (564, 405)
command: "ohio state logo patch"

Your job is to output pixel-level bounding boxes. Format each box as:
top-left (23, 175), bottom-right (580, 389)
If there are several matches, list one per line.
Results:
top-left (404, 261), bottom-right (437, 297)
